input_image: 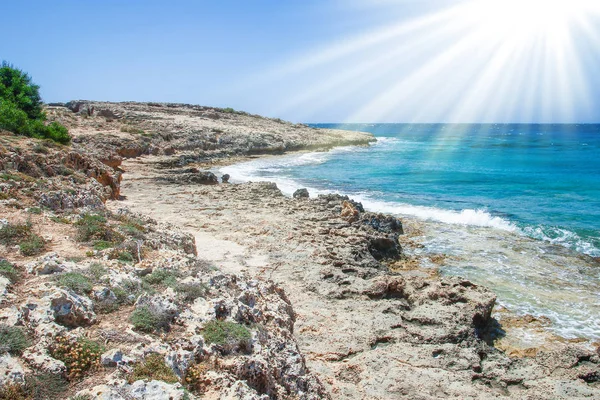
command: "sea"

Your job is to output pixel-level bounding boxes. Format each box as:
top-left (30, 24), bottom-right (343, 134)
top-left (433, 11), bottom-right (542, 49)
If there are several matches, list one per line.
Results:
top-left (220, 124), bottom-right (600, 341)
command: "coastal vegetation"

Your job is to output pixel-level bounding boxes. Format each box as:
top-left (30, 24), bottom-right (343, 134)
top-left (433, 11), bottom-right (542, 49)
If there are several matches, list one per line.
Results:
top-left (0, 62), bottom-right (70, 144)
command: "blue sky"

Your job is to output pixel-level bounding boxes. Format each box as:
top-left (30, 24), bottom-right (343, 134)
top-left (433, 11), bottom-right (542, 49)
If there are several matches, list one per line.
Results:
top-left (2, 0), bottom-right (599, 122)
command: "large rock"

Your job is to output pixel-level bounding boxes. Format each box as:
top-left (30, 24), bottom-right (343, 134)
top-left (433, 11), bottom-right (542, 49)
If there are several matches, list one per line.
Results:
top-left (0, 354), bottom-right (26, 386)
top-left (49, 289), bottom-right (97, 327)
top-left (75, 379), bottom-right (194, 400)
top-left (293, 188), bottom-right (309, 199)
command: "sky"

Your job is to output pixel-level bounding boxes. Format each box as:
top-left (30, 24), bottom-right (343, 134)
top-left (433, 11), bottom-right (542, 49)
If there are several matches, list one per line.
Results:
top-left (2, 0), bottom-right (600, 123)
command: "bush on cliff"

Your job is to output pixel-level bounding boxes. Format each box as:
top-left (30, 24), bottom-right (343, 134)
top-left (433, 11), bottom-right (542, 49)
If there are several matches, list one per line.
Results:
top-left (0, 62), bottom-right (70, 144)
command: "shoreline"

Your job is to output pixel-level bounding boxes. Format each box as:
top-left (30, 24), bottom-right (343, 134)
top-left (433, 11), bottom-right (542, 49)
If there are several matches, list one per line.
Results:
top-left (1, 102), bottom-right (597, 399)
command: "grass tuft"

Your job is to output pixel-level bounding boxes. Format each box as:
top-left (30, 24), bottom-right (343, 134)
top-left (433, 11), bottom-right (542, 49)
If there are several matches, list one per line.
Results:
top-left (55, 272), bottom-right (93, 295)
top-left (0, 259), bottom-right (20, 282)
top-left (128, 353), bottom-right (178, 384)
top-left (0, 325), bottom-right (30, 355)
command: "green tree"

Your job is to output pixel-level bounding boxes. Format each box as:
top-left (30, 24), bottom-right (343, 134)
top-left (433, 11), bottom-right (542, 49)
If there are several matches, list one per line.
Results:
top-left (0, 61), bottom-right (70, 144)
top-left (0, 62), bottom-right (44, 120)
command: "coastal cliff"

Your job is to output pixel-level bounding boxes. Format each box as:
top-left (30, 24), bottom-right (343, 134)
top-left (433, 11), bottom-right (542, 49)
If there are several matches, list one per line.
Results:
top-left (0, 103), bottom-right (598, 399)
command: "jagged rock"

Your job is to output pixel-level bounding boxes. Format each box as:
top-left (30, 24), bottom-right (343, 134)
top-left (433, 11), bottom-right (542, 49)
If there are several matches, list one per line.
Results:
top-left (93, 286), bottom-right (118, 309)
top-left (293, 188), bottom-right (310, 199)
top-left (75, 379), bottom-right (194, 400)
top-left (21, 346), bottom-right (66, 375)
top-left (367, 236), bottom-right (401, 261)
top-left (134, 293), bottom-right (179, 326)
top-left (165, 348), bottom-right (195, 378)
top-left (222, 173), bottom-right (231, 183)
top-left (64, 151), bottom-right (122, 199)
top-left (221, 380), bottom-right (269, 400)
top-left (0, 276), bottom-right (9, 303)
top-left (100, 348), bottom-right (133, 368)
top-left (340, 200), bottom-right (360, 222)
top-left (38, 185), bottom-right (105, 211)
top-left (360, 212), bottom-right (404, 234)
top-left (0, 354), bottom-right (26, 386)
top-left (26, 252), bottom-right (70, 275)
top-left (48, 289), bottom-right (97, 327)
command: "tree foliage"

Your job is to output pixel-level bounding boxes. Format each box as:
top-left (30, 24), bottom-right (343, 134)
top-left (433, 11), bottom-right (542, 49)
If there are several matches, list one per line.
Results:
top-left (0, 61), bottom-right (70, 144)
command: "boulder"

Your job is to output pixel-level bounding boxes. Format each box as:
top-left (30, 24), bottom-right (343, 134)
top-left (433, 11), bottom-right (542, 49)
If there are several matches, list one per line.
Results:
top-left (341, 200), bottom-right (360, 222)
top-left (49, 289), bottom-right (97, 327)
top-left (0, 354), bottom-right (26, 386)
top-left (293, 188), bottom-right (309, 199)
top-left (222, 173), bottom-right (231, 183)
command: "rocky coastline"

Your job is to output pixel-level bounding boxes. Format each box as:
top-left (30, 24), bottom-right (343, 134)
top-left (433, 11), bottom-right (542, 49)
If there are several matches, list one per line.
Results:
top-left (0, 101), bottom-right (598, 399)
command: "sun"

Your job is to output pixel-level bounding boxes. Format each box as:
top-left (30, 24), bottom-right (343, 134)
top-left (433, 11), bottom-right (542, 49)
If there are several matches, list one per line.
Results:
top-left (464, 0), bottom-right (592, 43)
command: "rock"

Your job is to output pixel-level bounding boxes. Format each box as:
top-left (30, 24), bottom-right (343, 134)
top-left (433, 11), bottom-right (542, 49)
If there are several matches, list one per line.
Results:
top-left (38, 184), bottom-right (106, 211)
top-left (49, 289), bottom-right (97, 327)
top-left (75, 379), bottom-right (193, 400)
top-left (367, 236), bottom-right (401, 261)
top-left (293, 188), bottom-right (310, 199)
top-left (100, 348), bottom-right (134, 367)
top-left (93, 286), bottom-right (118, 309)
top-left (0, 354), bottom-right (26, 386)
top-left (340, 200), bottom-right (360, 222)
top-left (165, 348), bottom-right (194, 378)
top-left (222, 173), bottom-right (231, 183)
top-left (360, 212), bottom-right (404, 234)
top-left (26, 252), bottom-right (68, 275)
top-left (21, 346), bottom-right (66, 375)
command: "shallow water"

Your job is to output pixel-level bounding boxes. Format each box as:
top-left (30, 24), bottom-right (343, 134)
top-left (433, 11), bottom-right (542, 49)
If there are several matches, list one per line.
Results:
top-left (219, 124), bottom-right (600, 340)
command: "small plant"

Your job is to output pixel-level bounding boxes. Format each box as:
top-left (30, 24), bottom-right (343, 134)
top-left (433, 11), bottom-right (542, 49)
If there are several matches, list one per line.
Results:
top-left (18, 234), bottom-right (45, 256)
top-left (128, 353), bottom-right (178, 384)
top-left (0, 260), bottom-right (20, 282)
top-left (116, 250), bottom-right (135, 263)
top-left (32, 142), bottom-right (49, 154)
top-left (50, 216), bottom-right (70, 224)
top-left (56, 272), bottom-right (93, 295)
top-left (27, 207), bottom-right (42, 214)
top-left (87, 263), bottom-right (107, 281)
top-left (93, 240), bottom-right (114, 250)
top-left (23, 373), bottom-right (68, 399)
top-left (75, 214), bottom-right (107, 242)
top-left (202, 320), bottom-right (251, 354)
top-left (175, 283), bottom-right (207, 303)
top-left (0, 222), bottom-right (31, 244)
top-left (222, 107), bottom-right (235, 113)
top-left (130, 306), bottom-right (168, 333)
top-left (184, 363), bottom-right (211, 393)
top-left (48, 336), bottom-right (104, 380)
top-left (120, 222), bottom-right (146, 239)
top-left (0, 382), bottom-right (28, 400)
top-left (0, 325), bottom-right (30, 354)
top-left (120, 125), bottom-right (145, 135)
top-left (142, 269), bottom-right (178, 287)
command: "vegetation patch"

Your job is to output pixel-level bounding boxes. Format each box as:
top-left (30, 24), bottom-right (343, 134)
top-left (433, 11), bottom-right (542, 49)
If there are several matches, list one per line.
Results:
top-left (0, 259), bottom-right (20, 282)
top-left (130, 306), bottom-right (170, 333)
top-left (0, 62), bottom-right (70, 144)
top-left (175, 282), bottom-right (207, 303)
top-left (86, 263), bottom-right (107, 281)
top-left (56, 272), bottom-right (93, 295)
top-left (128, 353), bottom-right (178, 384)
top-left (48, 336), bottom-right (104, 380)
top-left (142, 269), bottom-right (178, 287)
top-left (49, 216), bottom-right (70, 224)
top-left (93, 240), bottom-right (114, 251)
top-left (202, 320), bottom-right (251, 354)
top-left (27, 207), bottom-right (42, 214)
top-left (120, 125), bottom-right (145, 135)
top-left (18, 234), bottom-right (45, 256)
top-left (0, 221), bottom-right (46, 256)
top-left (0, 325), bottom-right (30, 355)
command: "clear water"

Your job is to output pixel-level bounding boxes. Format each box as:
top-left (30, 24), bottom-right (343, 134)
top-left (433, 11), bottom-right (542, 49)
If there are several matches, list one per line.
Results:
top-left (220, 124), bottom-right (600, 340)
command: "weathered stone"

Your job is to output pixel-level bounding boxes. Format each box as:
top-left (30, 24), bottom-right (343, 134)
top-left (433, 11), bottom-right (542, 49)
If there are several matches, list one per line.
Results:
top-left (293, 188), bottom-right (310, 199)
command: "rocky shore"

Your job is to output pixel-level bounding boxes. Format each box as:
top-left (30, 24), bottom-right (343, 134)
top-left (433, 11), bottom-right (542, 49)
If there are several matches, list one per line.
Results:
top-left (0, 102), bottom-right (598, 399)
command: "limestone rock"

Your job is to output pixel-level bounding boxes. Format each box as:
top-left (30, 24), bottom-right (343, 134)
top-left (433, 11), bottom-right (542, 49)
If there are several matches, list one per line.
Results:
top-left (0, 354), bottom-right (26, 386)
top-left (49, 289), bottom-right (97, 327)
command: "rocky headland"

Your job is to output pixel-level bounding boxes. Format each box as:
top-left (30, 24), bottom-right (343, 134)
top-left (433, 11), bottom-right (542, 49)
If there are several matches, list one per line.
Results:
top-left (0, 101), bottom-right (598, 399)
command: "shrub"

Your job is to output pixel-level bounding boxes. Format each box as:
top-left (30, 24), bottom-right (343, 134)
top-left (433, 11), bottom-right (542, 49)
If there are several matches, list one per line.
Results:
top-left (128, 353), bottom-right (178, 384)
top-left (27, 207), bottom-right (42, 214)
top-left (50, 216), bottom-right (70, 224)
top-left (175, 283), bottom-right (207, 303)
top-left (0, 62), bottom-right (43, 120)
top-left (87, 263), bottom-right (107, 281)
top-left (130, 306), bottom-right (167, 333)
top-left (0, 222), bottom-right (31, 245)
top-left (202, 320), bottom-right (251, 354)
top-left (142, 269), bottom-right (178, 287)
top-left (184, 363), bottom-right (211, 393)
top-left (93, 240), bottom-right (114, 251)
top-left (0, 325), bottom-right (30, 354)
top-left (23, 373), bottom-right (68, 399)
top-left (0, 260), bottom-right (20, 282)
top-left (18, 234), bottom-right (45, 256)
top-left (0, 62), bottom-right (70, 145)
top-left (222, 107), bottom-right (235, 113)
top-left (115, 249), bottom-right (135, 263)
top-left (56, 272), bottom-right (93, 295)
top-left (48, 336), bottom-right (103, 380)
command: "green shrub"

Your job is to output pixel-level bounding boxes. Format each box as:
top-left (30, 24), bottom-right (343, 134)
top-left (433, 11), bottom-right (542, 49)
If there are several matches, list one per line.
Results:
top-left (175, 283), bottom-right (207, 303)
top-left (142, 269), bottom-right (178, 287)
top-left (0, 62), bottom-right (71, 145)
top-left (27, 207), bottom-right (42, 214)
top-left (0, 222), bottom-right (31, 245)
top-left (0, 260), bottom-right (20, 282)
top-left (222, 107), bottom-right (235, 113)
top-left (0, 325), bottom-right (30, 355)
top-left (128, 353), bottom-right (178, 384)
top-left (93, 240), bottom-right (114, 250)
top-left (0, 62), bottom-right (43, 120)
top-left (75, 214), bottom-right (122, 243)
top-left (49, 336), bottom-right (104, 381)
top-left (50, 216), bottom-right (70, 224)
top-left (56, 272), bottom-right (93, 295)
top-left (130, 306), bottom-right (170, 333)
top-left (18, 234), bottom-right (45, 256)
top-left (87, 263), bottom-right (107, 281)
top-left (202, 320), bottom-right (251, 353)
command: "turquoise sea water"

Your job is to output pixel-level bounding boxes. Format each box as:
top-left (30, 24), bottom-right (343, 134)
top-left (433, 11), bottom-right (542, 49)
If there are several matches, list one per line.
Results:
top-left (221, 124), bottom-right (600, 340)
